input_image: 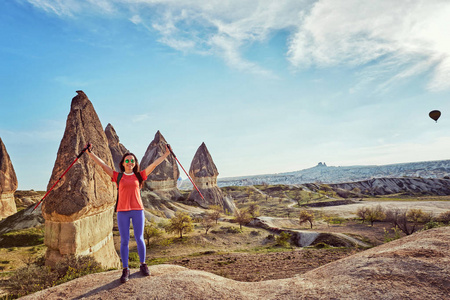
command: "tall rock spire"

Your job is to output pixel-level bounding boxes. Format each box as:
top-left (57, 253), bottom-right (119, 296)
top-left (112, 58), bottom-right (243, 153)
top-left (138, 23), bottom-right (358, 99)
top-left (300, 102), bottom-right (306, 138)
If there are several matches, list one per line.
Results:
top-left (188, 143), bottom-right (236, 214)
top-left (0, 138), bottom-right (18, 219)
top-left (105, 123), bottom-right (128, 172)
top-left (42, 90), bottom-right (119, 268)
top-left (140, 131), bottom-right (182, 207)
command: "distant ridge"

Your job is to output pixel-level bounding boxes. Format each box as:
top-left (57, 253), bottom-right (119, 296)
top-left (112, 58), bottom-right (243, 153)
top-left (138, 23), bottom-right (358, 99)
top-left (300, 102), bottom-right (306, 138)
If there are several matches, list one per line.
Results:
top-left (214, 159), bottom-right (450, 187)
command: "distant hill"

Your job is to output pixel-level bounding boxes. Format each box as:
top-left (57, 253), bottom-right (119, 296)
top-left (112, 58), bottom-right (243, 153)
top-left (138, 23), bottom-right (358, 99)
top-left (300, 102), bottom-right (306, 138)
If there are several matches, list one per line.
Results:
top-left (213, 159), bottom-right (450, 187)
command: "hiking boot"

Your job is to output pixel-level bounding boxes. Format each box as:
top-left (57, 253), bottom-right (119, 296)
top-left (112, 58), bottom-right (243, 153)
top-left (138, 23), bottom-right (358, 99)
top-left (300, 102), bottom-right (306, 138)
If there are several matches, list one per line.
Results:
top-left (140, 263), bottom-right (150, 276)
top-left (120, 268), bottom-right (130, 283)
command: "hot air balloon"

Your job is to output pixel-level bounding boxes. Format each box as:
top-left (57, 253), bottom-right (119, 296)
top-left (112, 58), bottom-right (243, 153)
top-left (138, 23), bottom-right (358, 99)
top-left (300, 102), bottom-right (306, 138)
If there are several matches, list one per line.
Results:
top-left (429, 110), bottom-right (441, 122)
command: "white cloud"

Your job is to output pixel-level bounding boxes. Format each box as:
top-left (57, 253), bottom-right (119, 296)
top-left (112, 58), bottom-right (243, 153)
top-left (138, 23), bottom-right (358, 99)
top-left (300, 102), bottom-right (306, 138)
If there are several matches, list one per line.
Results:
top-left (287, 0), bottom-right (450, 91)
top-left (22, 0), bottom-right (450, 89)
top-left (132, 113), bottom-right (150, 123)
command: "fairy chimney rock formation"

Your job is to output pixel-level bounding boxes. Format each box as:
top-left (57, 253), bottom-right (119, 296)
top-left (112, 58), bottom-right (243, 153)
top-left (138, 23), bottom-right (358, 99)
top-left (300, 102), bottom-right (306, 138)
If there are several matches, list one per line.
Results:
top-left (188, 143), bottom-right (236, 214)
top-left (105, 123), bottom-right (128, 171)
top-left (42, 90), bottom-right (120, 269)
top-left (140, 131), bottom-right (182, 204)
top-left (0, 138), bottom-right (18, 219)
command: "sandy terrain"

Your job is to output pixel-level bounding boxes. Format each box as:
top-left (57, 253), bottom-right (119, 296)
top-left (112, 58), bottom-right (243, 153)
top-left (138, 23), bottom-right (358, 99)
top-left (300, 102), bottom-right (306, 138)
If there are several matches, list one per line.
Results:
top-left (315, 200), bottom-right (450, 218)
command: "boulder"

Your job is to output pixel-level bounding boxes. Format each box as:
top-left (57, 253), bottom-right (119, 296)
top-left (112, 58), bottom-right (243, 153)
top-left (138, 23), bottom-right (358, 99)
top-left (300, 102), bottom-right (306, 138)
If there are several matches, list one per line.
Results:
top-left (0, 138), bottom-right (18, 219)
top-left (105, 123), bottom-right (128, 172)
top-left (42, 91), bottom-right (120, 269)
top-left (188, 143), bottom-right (236, 214)
top-left (140, 131), bottom-right (182, 203)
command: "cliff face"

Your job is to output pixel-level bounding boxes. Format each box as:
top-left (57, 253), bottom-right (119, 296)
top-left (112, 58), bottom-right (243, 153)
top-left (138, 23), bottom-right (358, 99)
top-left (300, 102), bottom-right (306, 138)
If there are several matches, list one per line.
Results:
top-left (305, 177), bottom-right (450, 196)
top-left (0, 138), bottom-right (18, 219)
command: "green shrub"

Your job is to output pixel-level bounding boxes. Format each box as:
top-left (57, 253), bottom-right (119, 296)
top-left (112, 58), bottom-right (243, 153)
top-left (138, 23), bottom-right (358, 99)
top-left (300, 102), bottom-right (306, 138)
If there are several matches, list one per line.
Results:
top-left (0, 227), bottom-right (44, 248)
top-left (275, 232), bottom-right (292, 247)
top-left (128, 252), bottom-right (140, 262)
top-left (424, 221), bottom-right (441, 230)
top-left (383, 227), bottom-right (402, 243)
top-left (7, 255), bottom-right (104, 298)
top-left (224, 226), bottom-right (242, 234)
top-left (314, 242), bottom-right (330, 249)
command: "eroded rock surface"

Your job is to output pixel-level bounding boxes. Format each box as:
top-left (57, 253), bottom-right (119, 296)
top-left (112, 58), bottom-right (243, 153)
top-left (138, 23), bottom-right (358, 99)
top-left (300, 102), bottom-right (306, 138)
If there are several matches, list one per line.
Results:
top-left (42, 91), bottom-right (119, 269)
top-left (188, 143), bottom-right (236, 214)
top-left (105, 123), bottom-right (128, 172)
top-left (0, 138), bottom-right (18, 219)
top-left (140, 131), bottom-right (182, 206)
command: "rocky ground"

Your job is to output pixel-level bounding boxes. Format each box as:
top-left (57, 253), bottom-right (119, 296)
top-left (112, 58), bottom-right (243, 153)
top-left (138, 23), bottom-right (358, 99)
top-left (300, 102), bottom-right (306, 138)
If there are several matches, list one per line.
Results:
top-left (167, 247), bottom-right (363, 282)
top-left (21, 227), bottom-right (450, 299)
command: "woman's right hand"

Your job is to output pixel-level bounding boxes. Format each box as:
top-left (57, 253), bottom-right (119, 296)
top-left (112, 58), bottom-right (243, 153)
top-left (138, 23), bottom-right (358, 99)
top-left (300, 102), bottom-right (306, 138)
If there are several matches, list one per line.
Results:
top-left (85, 143), bottom-right (93, 153)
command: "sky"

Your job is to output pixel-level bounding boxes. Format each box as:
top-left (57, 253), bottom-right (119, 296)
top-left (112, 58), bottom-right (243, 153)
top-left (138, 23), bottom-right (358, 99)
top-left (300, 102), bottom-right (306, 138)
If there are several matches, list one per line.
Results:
top-left (1, 0), bottom-right (450, 191)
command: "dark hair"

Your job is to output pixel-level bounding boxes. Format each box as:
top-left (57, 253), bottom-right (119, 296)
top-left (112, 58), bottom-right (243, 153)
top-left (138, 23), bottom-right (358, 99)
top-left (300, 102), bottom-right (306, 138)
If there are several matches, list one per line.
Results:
top-left (119, 153), bottom-right (140, 173)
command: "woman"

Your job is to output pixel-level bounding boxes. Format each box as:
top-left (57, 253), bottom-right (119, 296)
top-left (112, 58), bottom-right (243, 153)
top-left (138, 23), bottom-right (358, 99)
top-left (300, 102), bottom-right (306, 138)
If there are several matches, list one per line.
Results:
top-left (86, 143), bottom-right (170, 283)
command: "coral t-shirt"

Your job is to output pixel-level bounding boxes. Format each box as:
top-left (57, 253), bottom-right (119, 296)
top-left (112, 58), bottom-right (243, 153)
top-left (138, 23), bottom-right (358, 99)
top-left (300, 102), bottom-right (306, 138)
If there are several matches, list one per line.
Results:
top-left (112, 171), bottom-right (147, 212)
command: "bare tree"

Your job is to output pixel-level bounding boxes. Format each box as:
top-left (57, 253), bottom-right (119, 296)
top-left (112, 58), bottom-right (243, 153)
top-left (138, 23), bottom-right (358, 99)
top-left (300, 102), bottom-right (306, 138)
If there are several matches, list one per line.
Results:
top-left (201, 215), bottom-right (215, 235)
top-left (385, 208), bottom-right (430, 235)
top-left (356, 206), bottom-right (369, 223)
top-left (291, 188), bottom-right (303, 206)
top-left (209, 205), bottom-right (223, 224)
top-left (438, 210), bottom-right (450, 224)
top-left (366, 205), bottom-right (386, 226)
top-left (234, 209), bottom-right (252, 230)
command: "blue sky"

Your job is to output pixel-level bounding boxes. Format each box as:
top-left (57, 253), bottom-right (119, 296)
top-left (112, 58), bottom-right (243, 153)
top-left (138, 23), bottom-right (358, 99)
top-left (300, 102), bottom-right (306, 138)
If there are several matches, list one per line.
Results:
top-left (1, 0), bottom-right (450, 190)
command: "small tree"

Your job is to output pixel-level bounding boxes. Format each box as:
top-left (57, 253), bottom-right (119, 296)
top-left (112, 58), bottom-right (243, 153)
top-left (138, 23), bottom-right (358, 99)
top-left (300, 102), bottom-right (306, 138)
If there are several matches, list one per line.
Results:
top-left (299, 210), bottom-right (314, 229)
top-left (366, 205), bottom-right (386, 226)
top-left (351, 187), bottom-right (362, 197)
top-left (407, 208), bottom-right (432, 233)
top-left (356, 206), bottom-right (369, 223)
top-left (143, 221), bottom-right (164, 248)
top-left (234, 209), bottom-right (252, 230)
top-left (247, 202), bottom-right (260, 218)
top-left (438, 210), bottom-right (450, 224)
top-left (291, 188), bottom-right (303, 206)
top-left (201, 215), bottom-right (215, 235)
top-left (165, 211), bottom-right (193, 238)
top-left (209, 205), bottom-right (223, 224)
top-left (250, 191), bottom-right (261, 203)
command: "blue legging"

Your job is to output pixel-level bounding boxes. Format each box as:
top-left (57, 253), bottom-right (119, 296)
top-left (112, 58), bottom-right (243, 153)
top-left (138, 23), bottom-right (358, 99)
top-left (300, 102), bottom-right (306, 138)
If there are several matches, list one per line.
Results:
top-left (117, 210), bottom-right (146, 268)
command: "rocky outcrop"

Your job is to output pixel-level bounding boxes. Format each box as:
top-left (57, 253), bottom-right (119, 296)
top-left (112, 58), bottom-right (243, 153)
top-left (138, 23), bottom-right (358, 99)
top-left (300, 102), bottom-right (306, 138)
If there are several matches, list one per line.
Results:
top-left (188, 143), bottom-right (236, 214)
top-left (0, 138), bottom-right (18, 219)
top-left (0, 203), bottom-right (44, 235)
top-left (140, 131), bottom-right (182, 206)
top-left (105, 123), bottom-right (128, 172)
top-left (249, 217), bottom-right (369, 248)
top-left (312, 177), bottom-right (450, 196)
top-left (42, 91), bottom-right (119, 269)
top-left (218, 159), bottom-right (450, 187)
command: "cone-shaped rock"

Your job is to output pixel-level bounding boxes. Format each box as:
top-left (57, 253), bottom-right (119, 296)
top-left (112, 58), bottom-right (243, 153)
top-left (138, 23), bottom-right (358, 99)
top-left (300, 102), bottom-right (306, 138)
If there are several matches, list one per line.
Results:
top-left (140, 131), bottom-right (182, 211)
top-left (42, 91), bottom-right (119, 268)
top-left (0, 138), bottom-right (18, 219)
top-left (105, 123), bottom-right (128, 172)
top-left (188, 143), bottom-right (236, 214)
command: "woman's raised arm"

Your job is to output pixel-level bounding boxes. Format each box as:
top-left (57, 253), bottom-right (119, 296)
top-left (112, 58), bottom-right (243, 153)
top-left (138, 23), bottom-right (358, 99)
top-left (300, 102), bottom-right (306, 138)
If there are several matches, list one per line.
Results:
top-left (144, 144), bottom-right (171, 177)
top-left (85, 144), bottom-right (114, 178)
